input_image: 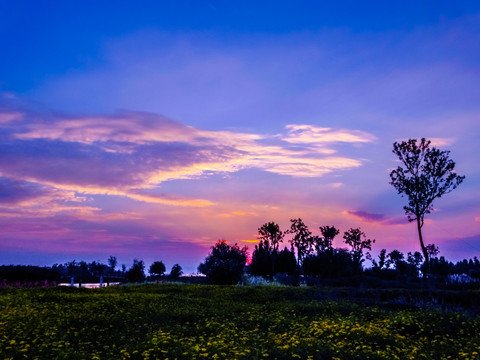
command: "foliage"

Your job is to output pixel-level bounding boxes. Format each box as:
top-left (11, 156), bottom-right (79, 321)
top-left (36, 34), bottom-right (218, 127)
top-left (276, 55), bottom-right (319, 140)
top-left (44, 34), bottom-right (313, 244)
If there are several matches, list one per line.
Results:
top-left (52, 259), bottom-right (125, 284)
top-left (386, 250), bottom-right (405, 270)
top-left (343, 228), bottom-right (375, 273)
top-left (258, 222), bottom-right (284, 252)
top-left (287, 218), bottom-right (314, 265)
top-left (169, 264), bottom-right (183, 278)
top-left (426, 243), bottom-right (440, 258)
top-left (126, 259), bottom-right (145, 283)
top-left (0, 265), bottom-right (60, 285)
top-left (249, 240), bottom-right (276, 277)
top-left (318, 225), bottom-right (339, 253)
top-left (1, 284), bottom-right (480, 360)
top-left (198, 240), bottom-right (248, 285)
top-left (149, 261), bottom-right (166, 278)
top-left (389, 138), bottom-right (465, 275)
top-left (108, 256), bottom-right (118, 273)
top-left (250, 222), bottom-right (298, 278)
top-left (303, 249), bottom-right (354, 278)
top-left (276, 247), bottom-right (297, 275)
top-left (369, 248), bottom-right (387, 270)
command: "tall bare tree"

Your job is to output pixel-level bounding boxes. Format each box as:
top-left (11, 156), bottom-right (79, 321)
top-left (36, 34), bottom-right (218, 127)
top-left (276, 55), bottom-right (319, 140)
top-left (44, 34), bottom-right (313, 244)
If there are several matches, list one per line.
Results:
top-left (389, 138), bottom-right (464, 276)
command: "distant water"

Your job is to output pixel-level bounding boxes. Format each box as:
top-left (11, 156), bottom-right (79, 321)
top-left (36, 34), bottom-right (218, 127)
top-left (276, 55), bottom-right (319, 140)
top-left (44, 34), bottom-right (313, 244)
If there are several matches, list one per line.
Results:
top-left (58, 282), bottom-right (120, 288)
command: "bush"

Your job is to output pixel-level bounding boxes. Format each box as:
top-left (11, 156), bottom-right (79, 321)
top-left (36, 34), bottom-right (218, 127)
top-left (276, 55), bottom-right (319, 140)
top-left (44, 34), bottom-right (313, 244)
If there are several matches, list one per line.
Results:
top-left (198, 240), bottom-right (247, 285)
top-left (126, 259), bottom-right (145, 283)
top-left (169, 264), bottom-right (183, 278)
top-left (149, 261), bottom-right (166, 279)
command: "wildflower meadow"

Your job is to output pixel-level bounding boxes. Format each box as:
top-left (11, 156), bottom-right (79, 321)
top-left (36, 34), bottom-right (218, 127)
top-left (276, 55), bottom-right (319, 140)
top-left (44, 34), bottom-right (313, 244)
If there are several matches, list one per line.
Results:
top-left (0, 284), bottom-right (479, 359)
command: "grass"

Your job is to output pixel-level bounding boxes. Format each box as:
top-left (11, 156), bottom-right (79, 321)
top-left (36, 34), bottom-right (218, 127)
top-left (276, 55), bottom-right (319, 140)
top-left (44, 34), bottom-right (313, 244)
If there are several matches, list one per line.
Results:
top-left (0, 284), bottom-right (479, 359)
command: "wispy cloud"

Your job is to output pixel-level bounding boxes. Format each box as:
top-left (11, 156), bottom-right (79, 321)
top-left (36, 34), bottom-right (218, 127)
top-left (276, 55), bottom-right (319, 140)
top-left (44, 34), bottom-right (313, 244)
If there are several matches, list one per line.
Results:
top-left (284, 125), bottom-right (377, 145)
top-left (0, 106), bottom-right (375, 215)
top-left (344, 210), bottom-right (405, 225)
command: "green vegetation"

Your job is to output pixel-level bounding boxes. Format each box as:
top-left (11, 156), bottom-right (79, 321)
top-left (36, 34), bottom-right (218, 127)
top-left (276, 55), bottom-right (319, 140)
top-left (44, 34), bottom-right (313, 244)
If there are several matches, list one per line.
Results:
top-left (1, 284), bottom-right (479, 359)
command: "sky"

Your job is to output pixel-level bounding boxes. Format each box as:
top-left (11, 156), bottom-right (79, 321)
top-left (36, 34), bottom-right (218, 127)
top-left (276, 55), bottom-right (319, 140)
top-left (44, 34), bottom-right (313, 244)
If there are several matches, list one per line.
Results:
top-left (0, 1), bottom-right (479, 273)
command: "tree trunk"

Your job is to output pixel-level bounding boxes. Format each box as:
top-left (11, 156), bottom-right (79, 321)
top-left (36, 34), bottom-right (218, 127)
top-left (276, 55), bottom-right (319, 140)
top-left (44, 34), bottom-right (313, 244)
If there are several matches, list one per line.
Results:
top-left (416, 216), bottom-right (429, 279)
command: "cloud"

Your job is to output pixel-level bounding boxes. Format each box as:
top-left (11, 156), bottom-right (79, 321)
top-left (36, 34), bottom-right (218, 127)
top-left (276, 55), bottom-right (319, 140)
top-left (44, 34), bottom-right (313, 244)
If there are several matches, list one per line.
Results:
top-left (345, 210), bottom-right (405, 225)
top-left (127, 189), bottom-right (214, 207)
top-left (0, 111), bottom-right (22, 124)
top-left (284, 125), bottom-right (377, 145)
top-left (0, 176), bottom-right (99, 218)
top-left (429, 138), bottom-right (455, 147)
top-left (0, 104), bottom-right (375, 218)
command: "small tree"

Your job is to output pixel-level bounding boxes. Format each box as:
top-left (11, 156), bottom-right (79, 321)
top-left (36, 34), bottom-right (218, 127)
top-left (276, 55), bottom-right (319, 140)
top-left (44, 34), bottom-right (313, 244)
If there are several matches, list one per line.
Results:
top-left (426, 243), bottom-right (440, 259)
top-left (407, 251), bottom-right (424, 278)
top-left (389, 138), bottom-right (464, 276)
top-left (251, 222), bottom-right (284, 277)
top-left (318, 225), bottom-right (340, 253)
top-left (287, 218), bottom-right (314, 265)
top-left (149, 261), bottom-right (166, 279)
top-left (108, 256), bottom-right (117, 274)
top-left (126, 259), bottom-right (145, 283)
top-left (386, 250), bottom-right (405, 270)
top-left (198, 240), bottom-right (248, 285)
top-left (169, 264), bottom-right (183, 278)
top-left (369, 249), bottom-right (387, 271)
top-left (258, 222), bottom-right (284, 252)
top-left (343, 228), bottom-right (375, 273)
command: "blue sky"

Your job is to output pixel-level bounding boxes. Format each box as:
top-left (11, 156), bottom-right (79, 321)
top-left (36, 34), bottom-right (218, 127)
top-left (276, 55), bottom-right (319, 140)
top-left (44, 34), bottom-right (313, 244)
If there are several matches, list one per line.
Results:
top-left (0, 1), bottom-right (479, 272)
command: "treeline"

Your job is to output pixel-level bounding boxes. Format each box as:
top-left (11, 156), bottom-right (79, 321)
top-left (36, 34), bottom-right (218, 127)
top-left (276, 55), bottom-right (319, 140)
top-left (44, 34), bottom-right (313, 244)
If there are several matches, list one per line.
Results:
top-left (2, 219), bottom-right (479, 288)
top-left (198, 219), bottom-right (480, 286)
top-left (0, 257), bottom-right (183, 287)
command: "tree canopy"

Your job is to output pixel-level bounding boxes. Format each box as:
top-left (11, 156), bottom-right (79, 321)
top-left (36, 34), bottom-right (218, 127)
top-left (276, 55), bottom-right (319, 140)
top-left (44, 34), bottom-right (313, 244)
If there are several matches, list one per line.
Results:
top-left (198, 240), bottom-right (248, 285)
top-left (389, 138), bottom-right (464, 275)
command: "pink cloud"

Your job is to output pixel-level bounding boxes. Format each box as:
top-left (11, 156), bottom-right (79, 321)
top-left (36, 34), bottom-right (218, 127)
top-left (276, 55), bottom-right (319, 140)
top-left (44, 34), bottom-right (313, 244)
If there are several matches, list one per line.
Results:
top-left (0, 106), bottom-right (374, 201)
top-left (344, 210), bottom-right (406, 225)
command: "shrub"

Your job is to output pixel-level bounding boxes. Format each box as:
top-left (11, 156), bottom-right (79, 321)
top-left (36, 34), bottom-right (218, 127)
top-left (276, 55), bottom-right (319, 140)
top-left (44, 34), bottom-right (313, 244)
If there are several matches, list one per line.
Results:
top-left (198, 240), bottom-right (247, 285)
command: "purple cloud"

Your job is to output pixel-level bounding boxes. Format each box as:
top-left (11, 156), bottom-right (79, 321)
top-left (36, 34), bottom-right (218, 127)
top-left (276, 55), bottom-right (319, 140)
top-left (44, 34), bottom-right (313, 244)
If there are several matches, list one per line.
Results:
top-left (345, 210), bottom-right (405, 225)
top-left (0, 104), bottom-right (374, 207)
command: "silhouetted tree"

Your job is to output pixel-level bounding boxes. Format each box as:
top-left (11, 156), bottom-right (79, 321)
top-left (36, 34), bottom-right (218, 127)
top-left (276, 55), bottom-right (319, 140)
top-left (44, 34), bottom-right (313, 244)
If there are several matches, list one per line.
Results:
top-left (276, 247), bottom-right (297, 275)
top-left (386, 250), bottom-right (405, 270)
top-left (126, 259), bottom-right (145, 283)
top-left (66, 260), bottom-right (77, 277)
top-left (287, 218), bottom-right (314, 265)
top-left (407, 251), bottom-right (424, 277)
top-left (0, 265), bottom-right (60, 285)
top-left (426, 243), bottom-right (440, 259)
top-left (250, 222), bottom-right (286, 277)
top-left (343, 228), bottom-right (375, 273)
top-left (369, 249), bottom-right (387, 271)
top-left (390, 138), bottom-right (464, 276)
top-left (88, 261), bottom-right (107, 278)
top-left (149, 261), bottom-right (166, 279)
top-left (198, 240), bottom-right (248, 285)
top-left (169, 264), bottom-right (183, 278)
top-left (317, 225), bottom-right (339, 253)
top-left (108, 256), bottom-right (117, 274)
top-left (258, 222), bottom-right (284, 252)
top-left (249, 240), bottom-right (275, 277)
top-left (430, 256), bottom-right (454, 279)
top-left (302, 225), bottom-right (340, 278)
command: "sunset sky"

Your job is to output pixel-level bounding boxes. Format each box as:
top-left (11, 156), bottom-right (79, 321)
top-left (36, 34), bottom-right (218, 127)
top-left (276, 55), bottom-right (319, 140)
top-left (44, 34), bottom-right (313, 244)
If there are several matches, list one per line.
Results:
top-left (1, 1), bottom-right (479, 273)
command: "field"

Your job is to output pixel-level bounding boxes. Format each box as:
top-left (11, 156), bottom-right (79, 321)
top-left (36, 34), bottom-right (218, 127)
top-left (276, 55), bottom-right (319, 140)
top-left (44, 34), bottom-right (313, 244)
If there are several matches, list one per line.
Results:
top-left (0, 284), bottom-right (479, 360)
